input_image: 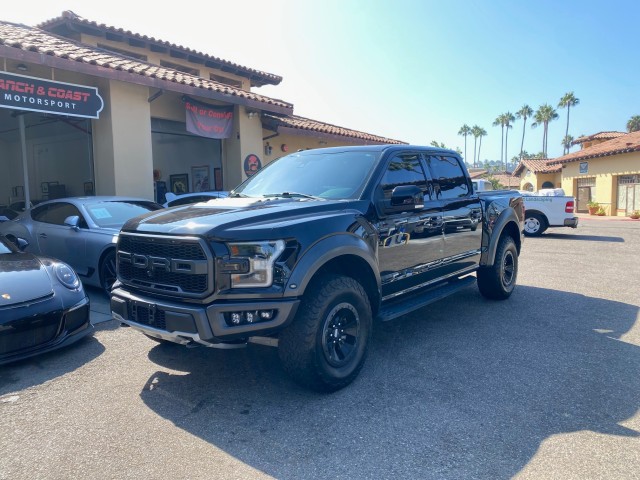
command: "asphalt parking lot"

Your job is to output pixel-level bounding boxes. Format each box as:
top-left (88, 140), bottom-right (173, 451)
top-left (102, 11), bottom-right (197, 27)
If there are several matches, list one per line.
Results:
top-left (1, 216), bottom-right (639, 480)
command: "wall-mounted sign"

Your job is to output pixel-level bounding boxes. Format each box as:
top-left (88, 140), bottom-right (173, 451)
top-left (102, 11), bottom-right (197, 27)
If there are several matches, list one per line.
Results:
top-left (244, 154), bottom-right (262, 177)
top-left (184, 96), bottom-right (233, 139)
top-left (0, 71), bottom-right (104, 119)
top-left (579, 162), bottom-right (588, 174)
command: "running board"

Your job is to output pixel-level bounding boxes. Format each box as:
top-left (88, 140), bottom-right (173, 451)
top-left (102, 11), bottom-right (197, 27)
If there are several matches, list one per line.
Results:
top-left (377, 276), bottom-right (476, 322)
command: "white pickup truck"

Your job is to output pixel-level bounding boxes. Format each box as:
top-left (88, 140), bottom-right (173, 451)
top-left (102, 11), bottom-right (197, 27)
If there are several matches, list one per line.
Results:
top-left (473, 179), bottom-right (579, 236)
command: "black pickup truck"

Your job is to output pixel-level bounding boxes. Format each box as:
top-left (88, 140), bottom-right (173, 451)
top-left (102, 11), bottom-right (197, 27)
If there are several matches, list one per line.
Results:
top-left (111, 145), bottom-right (524, 391)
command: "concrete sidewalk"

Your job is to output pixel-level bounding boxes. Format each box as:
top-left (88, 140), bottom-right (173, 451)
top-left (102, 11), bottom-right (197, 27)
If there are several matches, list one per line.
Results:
top-left (575, 213), bottom-right (640, 222)
top-left (85, 286), bottom-right (112, 325)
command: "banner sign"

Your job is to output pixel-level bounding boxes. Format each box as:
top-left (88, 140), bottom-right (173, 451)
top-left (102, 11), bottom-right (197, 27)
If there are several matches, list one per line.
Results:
top-left (184, 96), bottom-right (234, 139)
top-left (0, 71), bottom-right (104, 119)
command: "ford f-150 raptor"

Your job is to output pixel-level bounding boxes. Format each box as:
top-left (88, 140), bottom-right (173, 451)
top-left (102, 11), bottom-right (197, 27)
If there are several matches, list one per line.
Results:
top-left (111, 145), bottom-right (524, 391)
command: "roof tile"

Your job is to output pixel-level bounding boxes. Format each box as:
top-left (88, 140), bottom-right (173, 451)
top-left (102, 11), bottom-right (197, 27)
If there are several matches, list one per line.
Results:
top-left (263, 114), bottom-right (405, 145)
top-left (0, 21), bottom-right (293, 112)
top-left (552, 130), bottom-right (640, 164)
top-left (572, 131), bottom-right (625, 145)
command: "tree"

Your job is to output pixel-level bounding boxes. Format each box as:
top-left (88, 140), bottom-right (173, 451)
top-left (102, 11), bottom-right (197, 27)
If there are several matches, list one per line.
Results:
top-left (458, 124), bottom-right (472, 165)
top-left (471, 125), bottom-right (482, 167)
top-left (503, 112), bottom-right (515, 171)
top-left (561, 135), bottom-right (574, 154)
top-left (531, 104), bottom-right (559, 157)
top-left (493, 114), bottom-right (506, 168)
top-left (516, 105), bottom-right (534, 159)
top-left (430, 140), bottom-right (447, 148)
top-left (627, 115), bottom-right (640, 132)
top-left (558, 92), bottom-right (580, 154)
top-left (476, 127), bottom-right (487, 166)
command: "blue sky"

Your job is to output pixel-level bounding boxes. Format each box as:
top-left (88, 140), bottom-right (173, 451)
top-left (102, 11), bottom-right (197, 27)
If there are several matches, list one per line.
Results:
top-left (5, 0), bottom-right (638, 162)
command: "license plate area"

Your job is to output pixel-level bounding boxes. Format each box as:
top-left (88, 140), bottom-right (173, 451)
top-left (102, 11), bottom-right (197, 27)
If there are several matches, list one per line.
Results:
top-left (128, 300), bottom-right (167, 330)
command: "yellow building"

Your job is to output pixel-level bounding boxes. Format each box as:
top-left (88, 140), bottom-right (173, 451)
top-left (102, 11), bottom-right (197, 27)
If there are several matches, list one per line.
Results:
top-left (551, 130), bottom-right (640, 215)
top-left (513, 159), bottom-right (561, 191)
top-left (0, 11), bottom-right (402, 208)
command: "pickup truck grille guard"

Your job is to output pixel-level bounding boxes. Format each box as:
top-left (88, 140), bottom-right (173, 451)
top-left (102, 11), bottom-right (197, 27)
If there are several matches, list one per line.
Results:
top-left (117, 233), bottom-right (214, 298)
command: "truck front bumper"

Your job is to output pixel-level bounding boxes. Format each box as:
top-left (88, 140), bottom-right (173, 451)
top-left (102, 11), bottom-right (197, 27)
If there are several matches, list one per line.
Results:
top-left (564, 217), bottom-right (579, 228)
top-left (110, 287), bottom-right (299, 347)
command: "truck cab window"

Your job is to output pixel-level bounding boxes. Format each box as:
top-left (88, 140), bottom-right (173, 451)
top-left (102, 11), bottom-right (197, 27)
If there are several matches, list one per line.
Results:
top-left (380, 154), bottom-right (427, 199)
top-left (427, 155), bottom-right (469, 199)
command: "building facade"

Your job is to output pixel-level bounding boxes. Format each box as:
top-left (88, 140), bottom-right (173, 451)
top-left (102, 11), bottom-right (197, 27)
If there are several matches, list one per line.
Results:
top-left (0, 12), bottom-right (402, 210)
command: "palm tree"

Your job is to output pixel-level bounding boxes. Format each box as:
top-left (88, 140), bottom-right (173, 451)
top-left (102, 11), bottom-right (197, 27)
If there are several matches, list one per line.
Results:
top-left (516, 105), bottom-right (534, 158)
top-left (562, 135), bottom-right (574, 154)
top-left (558, 92), bottom-right (580, 154)
top-left (458, 124), bottom-right (472, 164)
top-left (471, 125), bottom-right (482, 167)
top-left (476, 128), bottom-right (487, 166)
top-left (492, 114), bottom-right (506, 167)
top-left (531, 104), bottom-right (559, 157)
top-left (627, 115), bottom-right (640, 132)
top-left (503, 112), bottom-right (515, 171)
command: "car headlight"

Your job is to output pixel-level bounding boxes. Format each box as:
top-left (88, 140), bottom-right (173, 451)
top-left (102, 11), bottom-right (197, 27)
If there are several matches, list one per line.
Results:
top-left (224, 240), bottom-right (285, 288)
top-left (55, 263), bottom-right (81, 290)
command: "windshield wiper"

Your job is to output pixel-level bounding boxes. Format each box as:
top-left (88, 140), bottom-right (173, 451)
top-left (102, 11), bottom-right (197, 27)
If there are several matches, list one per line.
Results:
top-left (229, 192), bottom-right (250, 198)
top-left (263, 192), bottom-right (323, 200)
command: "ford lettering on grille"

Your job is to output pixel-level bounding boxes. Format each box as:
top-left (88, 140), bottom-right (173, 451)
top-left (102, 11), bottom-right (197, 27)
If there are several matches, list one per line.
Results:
top-left (117, 234), bottom-right (212, 297)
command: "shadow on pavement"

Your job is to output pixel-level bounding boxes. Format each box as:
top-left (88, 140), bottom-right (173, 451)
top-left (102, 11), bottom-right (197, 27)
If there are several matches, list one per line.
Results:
top-left (542, 233), bottom-right (624, 242)
top-left (139, 285), bottom-right (639, 479)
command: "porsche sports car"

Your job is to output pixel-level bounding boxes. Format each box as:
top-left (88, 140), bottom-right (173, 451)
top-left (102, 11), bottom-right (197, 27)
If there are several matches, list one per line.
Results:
top-left (0, 234), bottom-right (92, 366)
top-left (0, 196), bottom-right (162, 292)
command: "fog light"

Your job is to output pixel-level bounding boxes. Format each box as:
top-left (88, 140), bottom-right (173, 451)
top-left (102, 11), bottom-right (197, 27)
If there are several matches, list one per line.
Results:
top-left (259, 310), bottom-right (274, 320)
top-left (245, 311), bottom-right (256, 323)
top-left (230, 312), bottom-right (242, 325)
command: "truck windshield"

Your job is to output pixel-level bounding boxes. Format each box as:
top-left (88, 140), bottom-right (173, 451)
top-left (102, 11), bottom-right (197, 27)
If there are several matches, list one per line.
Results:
top-left (233, 150), bottom-right (379, 200)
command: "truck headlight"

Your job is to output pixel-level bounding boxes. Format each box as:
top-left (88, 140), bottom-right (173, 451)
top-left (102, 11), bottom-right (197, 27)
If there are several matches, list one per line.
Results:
top-left (224, 240), bottom-right (285, 288)
top-left (55, 263), bottom-right (81, 290)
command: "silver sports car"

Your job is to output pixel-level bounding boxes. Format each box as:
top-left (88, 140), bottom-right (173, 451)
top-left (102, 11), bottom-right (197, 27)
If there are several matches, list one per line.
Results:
top-left (0, 196), bottom-right (162, 292)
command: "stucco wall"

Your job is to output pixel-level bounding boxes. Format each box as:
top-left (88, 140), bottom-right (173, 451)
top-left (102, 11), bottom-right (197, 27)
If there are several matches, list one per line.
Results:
top-left (561, 151), bottom-right (640, 215)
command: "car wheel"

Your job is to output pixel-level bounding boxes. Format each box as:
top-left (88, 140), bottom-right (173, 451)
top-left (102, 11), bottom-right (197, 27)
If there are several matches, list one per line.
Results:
top-left (477, 235), bottom-right (518, 300)
top-left (278, 274), bottom-right (372, 392)
top-left (99, 250), bottom-right (117, 293)
top-left (523, 213), bottom-right (547, 237)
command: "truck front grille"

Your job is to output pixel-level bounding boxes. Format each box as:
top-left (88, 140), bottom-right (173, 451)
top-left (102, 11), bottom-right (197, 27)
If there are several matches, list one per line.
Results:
top-left (117, 234), bottom-right (212, 297)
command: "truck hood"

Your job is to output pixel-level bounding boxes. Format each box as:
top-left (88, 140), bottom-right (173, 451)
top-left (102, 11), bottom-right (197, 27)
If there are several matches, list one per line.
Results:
top-left (122, 197), bottom-right (367, 239)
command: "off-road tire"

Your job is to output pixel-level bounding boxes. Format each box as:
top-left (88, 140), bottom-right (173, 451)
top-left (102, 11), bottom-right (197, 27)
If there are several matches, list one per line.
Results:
top-left (477, 235), bottom-right (518, 300)
top-left (278, 274), bottom-right (372, 392)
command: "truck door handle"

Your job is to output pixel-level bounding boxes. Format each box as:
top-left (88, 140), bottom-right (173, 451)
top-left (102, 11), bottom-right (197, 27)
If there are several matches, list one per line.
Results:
top-left (39, 233), bottom-right (47, 239)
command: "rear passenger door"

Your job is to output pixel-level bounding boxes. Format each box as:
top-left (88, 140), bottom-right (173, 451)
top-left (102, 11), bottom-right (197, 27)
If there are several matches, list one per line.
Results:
top-left (425, 154), bottom-right (482, 275)
top-left (374, 152), bottom-right (445, 299)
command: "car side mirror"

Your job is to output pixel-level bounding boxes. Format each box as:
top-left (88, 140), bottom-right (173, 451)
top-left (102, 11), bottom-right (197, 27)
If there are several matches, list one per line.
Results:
top-left (16, 237), bottom-right (29, 251)
top-left (386, 185), bottom-right (424, 213)
top-left (64, 215), bottom-right (80, 230)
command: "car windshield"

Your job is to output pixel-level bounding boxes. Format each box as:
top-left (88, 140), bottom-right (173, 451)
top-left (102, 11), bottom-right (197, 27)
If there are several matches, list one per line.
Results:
top-left (85, 201), bottom-right (161, 228)
top-left (232, 150), bottom-right (380, 200)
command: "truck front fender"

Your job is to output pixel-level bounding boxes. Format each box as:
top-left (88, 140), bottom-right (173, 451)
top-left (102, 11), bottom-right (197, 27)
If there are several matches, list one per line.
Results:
top-left (283, 234), bottom-right (381, 301)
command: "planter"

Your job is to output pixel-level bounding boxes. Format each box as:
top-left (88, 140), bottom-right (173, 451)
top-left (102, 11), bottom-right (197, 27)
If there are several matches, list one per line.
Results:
top-left (630, 215), bottom-right (640, 220)
top-left (588, 206), bottom-right (599, 215)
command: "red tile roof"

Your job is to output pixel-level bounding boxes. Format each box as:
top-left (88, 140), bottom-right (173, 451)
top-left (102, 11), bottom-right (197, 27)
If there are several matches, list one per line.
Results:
top-left (0, 21), bottom-right (292, 114)
top-left (38, 11), bottom-right (281, 87)
top-left (490, 173), bottom-right (521, 189)
top-left (552, 130), bottom-right (640, 164)
top-left (513, 158), bottom-right (561, 176)
top-left (263, 114), bottom-right (406, 145)
top-left (572, 131), bottom-right (625, 145)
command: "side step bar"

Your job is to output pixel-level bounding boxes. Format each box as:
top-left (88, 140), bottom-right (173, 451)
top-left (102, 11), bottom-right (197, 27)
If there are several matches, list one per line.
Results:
top-left (376, 276), bottom-right (476, 322)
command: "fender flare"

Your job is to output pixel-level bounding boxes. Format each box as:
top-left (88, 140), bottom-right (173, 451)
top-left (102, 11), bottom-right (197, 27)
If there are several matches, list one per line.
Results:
top-left (283, 234), bottom-right (381, 299)
top-left (481, 208), bottom-right (522, 266)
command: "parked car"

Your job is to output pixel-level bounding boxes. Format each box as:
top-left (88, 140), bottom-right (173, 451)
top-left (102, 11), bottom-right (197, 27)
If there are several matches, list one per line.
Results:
top-left (0, 234), bottom-right (92, 365)
top-left (112, 145), bottom-right (524, 391)
top-left (163, 191), bottom-right (229, 208)
top-left (0, 197), bottom-right (163, 292)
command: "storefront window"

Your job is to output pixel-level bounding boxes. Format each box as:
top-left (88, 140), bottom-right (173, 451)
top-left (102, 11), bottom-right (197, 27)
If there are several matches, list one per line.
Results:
top-left (0, 109), bottom-right (93, 216)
